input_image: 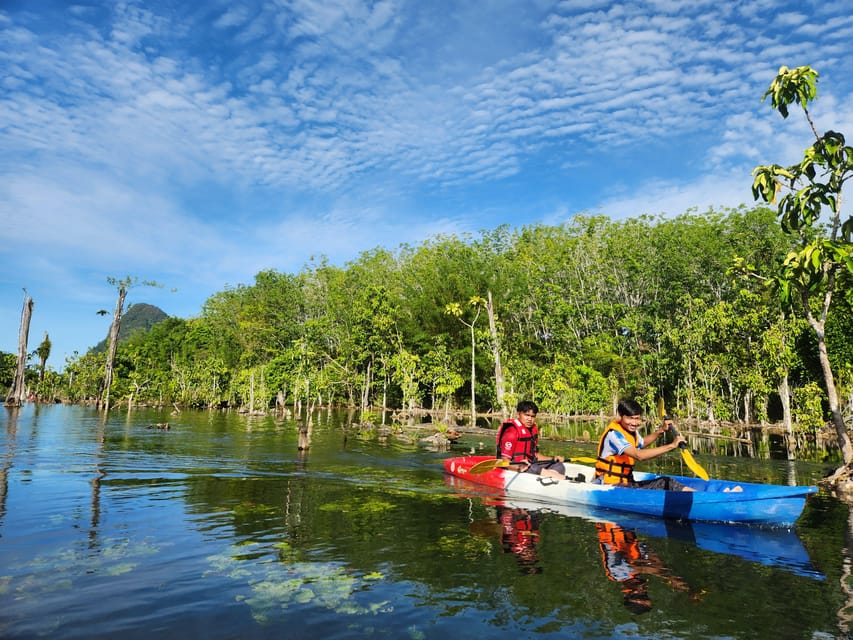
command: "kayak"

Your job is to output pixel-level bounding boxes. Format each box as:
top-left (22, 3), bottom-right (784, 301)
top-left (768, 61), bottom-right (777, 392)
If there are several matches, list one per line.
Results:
top-left (443, 455), bottom-right (819, 527)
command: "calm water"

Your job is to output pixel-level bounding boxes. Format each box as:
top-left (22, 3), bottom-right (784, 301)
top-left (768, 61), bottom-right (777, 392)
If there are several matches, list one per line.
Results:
top-left (0, 403), bottom-right (849, 640)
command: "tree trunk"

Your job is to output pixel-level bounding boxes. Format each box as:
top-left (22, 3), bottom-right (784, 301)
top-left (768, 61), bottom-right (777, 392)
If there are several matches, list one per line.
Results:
top-left (5, 296), bottom-right (33, 407)
top-left (249, 370), bottom-right (255, 413)
top-left (99, 284), bottom-right (127, 413)
top-left (486, 290), bottom-right (506, 416)
top-left (818, 334), bottom-right (853, 464)
top-left (469, 322), bottom-right (476, 427)
top-left (778, 372), bottom-right (795, 460)
top-left (361, 360), bottom-right (371, 412)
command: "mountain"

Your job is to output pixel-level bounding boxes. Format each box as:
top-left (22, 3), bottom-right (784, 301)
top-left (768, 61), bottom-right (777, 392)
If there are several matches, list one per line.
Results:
top-left (91, 303), bottom-right (169, 353)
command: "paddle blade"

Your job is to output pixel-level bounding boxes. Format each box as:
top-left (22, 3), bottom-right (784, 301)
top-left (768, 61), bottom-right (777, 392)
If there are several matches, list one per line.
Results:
top-left (680, 448), bottom-right (710, 481)
top-left (668, 421), bottom-right (711, 481)
top-left (468, 458), bottom-right (510, 474)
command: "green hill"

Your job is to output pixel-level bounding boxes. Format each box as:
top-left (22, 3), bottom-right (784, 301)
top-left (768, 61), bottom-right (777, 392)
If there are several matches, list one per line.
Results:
top-left (91, 303), bottom-right (169, 353)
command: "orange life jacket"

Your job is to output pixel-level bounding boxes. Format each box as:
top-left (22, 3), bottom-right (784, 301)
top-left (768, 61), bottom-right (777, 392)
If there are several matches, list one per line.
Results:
top-left (594, 420), bottom-right (638, 484)
top-left (495, 419), bottom-right (538, 463)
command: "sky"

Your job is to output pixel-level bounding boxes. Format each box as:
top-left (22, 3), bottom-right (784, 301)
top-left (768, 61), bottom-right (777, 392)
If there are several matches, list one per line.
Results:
top-left (2, 0), bottom-right (853, 371)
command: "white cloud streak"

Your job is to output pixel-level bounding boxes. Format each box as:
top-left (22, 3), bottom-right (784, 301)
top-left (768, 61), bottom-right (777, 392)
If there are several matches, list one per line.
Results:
top-left (1, 0), bottom-right (852, 365)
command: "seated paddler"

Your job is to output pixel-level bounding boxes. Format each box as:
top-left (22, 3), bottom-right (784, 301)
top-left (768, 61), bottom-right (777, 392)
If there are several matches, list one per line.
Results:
top-left (496, 400), bottom-right (566, 480)
top-left (594, 399), bottom-right (693, 491)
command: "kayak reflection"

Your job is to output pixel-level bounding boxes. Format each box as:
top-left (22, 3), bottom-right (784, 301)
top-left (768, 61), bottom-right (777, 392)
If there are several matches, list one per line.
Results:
top-left (509, 496), bottom-right (824, 581)
top-left (478, 499), bottom-right (697, 613)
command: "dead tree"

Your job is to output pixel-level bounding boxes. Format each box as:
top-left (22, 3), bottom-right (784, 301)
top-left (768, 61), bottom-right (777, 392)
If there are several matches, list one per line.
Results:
top-left (5, 295), bottom-right (33, 407)
top-left (486, 290), bottom-right (507, 416)
top-left (98, 279), bottom-right (128, 412)
top-left (97, 276), bottom-right (160, 412)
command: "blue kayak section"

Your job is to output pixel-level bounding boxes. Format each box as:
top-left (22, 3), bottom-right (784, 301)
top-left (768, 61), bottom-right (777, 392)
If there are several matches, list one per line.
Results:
top-left (583, 473), bottom-right (817, 526)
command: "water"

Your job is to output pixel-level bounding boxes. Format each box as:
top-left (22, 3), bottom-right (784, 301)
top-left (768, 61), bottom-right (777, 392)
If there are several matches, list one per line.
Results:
top-left (0, 404), bottom-right (849, 639)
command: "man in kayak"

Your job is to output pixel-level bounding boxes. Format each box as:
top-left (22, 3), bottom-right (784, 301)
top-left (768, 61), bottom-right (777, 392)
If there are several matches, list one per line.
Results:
top-left (594, 399), bottom-right (693, 491)
top-left (496, 400), bottom-right (566, 480)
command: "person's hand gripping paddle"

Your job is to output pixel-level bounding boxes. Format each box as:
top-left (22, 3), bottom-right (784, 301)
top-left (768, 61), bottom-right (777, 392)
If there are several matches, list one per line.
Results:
top-left (658, 398), bottom-right (709, 481)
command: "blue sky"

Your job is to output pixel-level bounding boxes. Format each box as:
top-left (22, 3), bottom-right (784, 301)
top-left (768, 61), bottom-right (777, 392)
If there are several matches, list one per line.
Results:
top-left (2, 0), bottom-right (852, 370)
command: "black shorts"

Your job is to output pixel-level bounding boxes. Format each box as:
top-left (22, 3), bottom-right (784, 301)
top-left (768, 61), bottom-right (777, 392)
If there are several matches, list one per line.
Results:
top-left (526, 460), bottom-right (566, 476)
top-left (630, 476), bottom-right (689, 491)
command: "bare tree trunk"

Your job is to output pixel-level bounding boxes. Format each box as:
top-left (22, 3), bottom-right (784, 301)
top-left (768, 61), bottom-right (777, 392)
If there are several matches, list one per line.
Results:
top-left (5, 296), bottom-right (33, 407)
top-left (819, 335), bottom-right (853, 463)
top-left (361, 360), bottom-right (371, 412)
top-left (486, 290), bottom-right (506, 416)
top-left (778, 373), bottom-right (795, 460)
top-left (382, 374), bottom-right (388, 413)
top-left (802, 286), bottom-right (853, 468)
top-left (469, 321), bottom-right (476, 427)
top-left (99, 284), bottom-right (127, 413)
top-left (249, 370), bottom-right (255, 413)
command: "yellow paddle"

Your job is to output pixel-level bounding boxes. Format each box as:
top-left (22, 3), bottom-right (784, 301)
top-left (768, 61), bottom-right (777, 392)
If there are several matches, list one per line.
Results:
top-left (658, 397), bottom-right (709, 481)
top-left (468, 458), bottom-right (510, 474)
top-left (467, 456), bottom-right (597, 475)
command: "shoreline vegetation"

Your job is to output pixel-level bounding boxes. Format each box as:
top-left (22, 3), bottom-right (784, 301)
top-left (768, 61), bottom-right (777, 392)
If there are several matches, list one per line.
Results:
top-left (9, 207), bottom-right (852, 471)
top-left (17, 398), bottom-right (838, 464)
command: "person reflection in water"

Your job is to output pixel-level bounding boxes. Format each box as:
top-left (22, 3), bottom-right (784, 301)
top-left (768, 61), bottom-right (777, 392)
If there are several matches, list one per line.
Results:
top-left (498, 507), bottom-right (542, 574)
top-left (596, 522), bottom-right (692, 614)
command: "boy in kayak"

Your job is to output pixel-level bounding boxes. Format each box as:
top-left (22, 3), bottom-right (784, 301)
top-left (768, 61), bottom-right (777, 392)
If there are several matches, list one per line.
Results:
top-left (496, 400), bottom-right (566, 480)
top-left (594, 399), bottom-right (693, 491)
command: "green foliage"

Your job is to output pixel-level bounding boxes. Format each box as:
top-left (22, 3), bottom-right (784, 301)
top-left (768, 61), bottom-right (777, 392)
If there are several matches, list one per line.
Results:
top-left (537, 356), bottom-right (609, 415)
top-left (752, 66), bottom-right (853, 308)
top-left (751, 64), bottom-right (853, 459)
top-left (0, 351), bottom-right (15, 388)
top-left (793, 382), bottom-right (824, 432)
top-left (54, 203), bottom-right (852, 426)
top-left (761, 65), bottom-right (819, 119)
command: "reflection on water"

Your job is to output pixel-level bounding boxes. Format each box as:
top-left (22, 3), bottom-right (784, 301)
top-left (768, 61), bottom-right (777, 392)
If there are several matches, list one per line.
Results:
top-left (0, 403), bottom-right (850, 640)
top-left (596, 521), bottom-right (692, 615)
top-left (497, 506), bottom-right (542, 574)
top-left (473, 493), bottom-right (826, 620)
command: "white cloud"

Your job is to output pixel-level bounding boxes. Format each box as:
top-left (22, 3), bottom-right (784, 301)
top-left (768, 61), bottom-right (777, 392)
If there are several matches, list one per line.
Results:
top-left (1, 0), bottom-right (852, 367)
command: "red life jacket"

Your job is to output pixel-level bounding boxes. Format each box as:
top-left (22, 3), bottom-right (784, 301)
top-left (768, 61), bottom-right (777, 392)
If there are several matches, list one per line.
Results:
top-left (594, 419), bottom-right (639, 484)
top-left (495, 418), bottom-right (538, 463)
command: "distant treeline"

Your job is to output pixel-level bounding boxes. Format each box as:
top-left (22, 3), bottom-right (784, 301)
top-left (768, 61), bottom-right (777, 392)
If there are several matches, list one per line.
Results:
top-left (9, 208), bottom-right (853, 427)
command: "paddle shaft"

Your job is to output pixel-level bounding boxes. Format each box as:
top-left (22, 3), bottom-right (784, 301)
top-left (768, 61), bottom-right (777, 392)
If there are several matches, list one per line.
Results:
top-left (664, 417), bottom-right (687, 449)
